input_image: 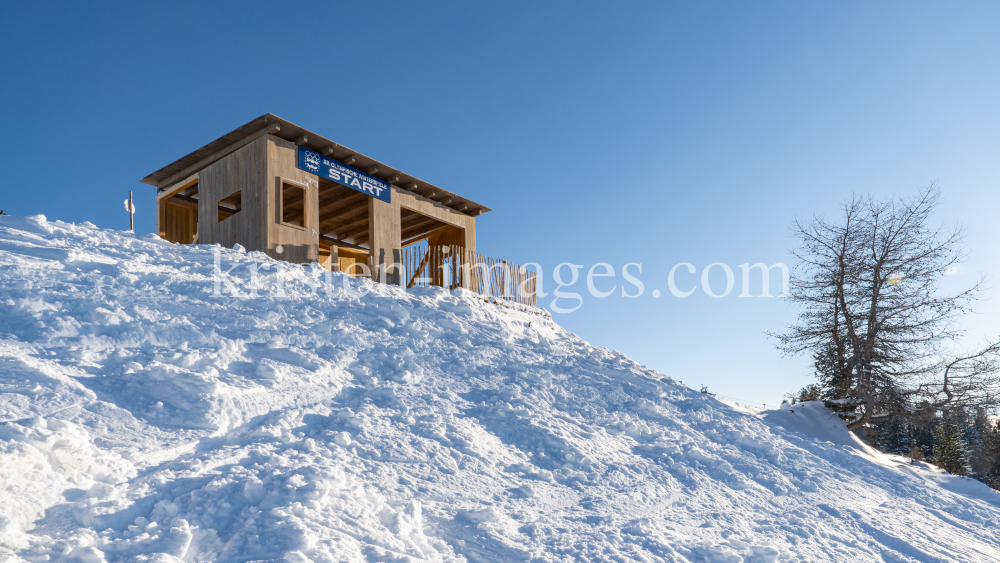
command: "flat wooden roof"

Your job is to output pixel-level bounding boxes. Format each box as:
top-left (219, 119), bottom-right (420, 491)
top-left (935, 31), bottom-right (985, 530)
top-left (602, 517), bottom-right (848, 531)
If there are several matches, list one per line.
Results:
top-left (141, 113), bottom-right (490, 217)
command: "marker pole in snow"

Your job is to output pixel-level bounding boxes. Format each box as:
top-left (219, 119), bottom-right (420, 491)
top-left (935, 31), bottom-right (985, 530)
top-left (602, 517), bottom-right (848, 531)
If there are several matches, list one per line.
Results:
top-left (124, 191), bottom-right (135, 231)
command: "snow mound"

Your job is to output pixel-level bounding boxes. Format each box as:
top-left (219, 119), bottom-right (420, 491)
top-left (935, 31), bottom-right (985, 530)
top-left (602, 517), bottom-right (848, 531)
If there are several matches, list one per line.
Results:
top-left (2, 214), bottom-right (1000, 562)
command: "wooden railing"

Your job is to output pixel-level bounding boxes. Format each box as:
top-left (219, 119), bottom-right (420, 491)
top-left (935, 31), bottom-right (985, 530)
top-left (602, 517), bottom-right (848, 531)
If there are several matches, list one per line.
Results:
top-left (399, 245), bottom-right (538, 307)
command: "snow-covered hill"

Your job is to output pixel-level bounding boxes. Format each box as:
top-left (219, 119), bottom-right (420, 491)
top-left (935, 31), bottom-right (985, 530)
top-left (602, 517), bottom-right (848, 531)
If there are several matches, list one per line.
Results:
top-left (2, 214), bottom-right (999, 562)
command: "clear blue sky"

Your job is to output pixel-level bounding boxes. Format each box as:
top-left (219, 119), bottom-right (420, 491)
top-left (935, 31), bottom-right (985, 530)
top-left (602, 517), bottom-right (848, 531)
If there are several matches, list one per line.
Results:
top-left (3, 2), bottom-right (999, 407)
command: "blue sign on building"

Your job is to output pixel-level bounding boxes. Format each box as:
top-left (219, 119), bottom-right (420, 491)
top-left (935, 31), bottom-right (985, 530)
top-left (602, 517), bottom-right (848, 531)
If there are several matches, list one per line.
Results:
top-left (296, 146), bottom-right (392, 203)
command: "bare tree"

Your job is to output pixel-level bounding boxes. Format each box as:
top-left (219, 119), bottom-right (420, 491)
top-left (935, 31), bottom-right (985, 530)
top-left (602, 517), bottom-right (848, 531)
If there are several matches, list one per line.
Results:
top-left (775, 185), bottom-right (1000, 429)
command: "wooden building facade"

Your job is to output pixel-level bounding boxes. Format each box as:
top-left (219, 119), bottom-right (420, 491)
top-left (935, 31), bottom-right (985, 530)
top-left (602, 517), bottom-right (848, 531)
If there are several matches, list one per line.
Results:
top-left (142, 114), bottom-right (490, 287)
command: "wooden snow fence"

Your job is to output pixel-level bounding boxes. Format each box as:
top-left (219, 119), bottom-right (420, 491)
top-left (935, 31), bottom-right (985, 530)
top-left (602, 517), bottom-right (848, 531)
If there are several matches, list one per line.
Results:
top-left (400, 245), bottom-right (538, 307)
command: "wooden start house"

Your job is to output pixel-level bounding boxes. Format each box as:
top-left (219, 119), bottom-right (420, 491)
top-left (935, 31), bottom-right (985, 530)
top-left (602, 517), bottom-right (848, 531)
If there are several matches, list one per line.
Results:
top-left (143, 114), bottom-right (537, 305)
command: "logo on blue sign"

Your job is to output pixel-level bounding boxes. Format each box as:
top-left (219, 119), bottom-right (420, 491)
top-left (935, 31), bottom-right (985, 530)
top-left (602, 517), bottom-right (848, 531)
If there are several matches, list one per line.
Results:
top-left (296, 146), bottom-right (391, 203)
top-left (303, 150), bottom-right (322, 172)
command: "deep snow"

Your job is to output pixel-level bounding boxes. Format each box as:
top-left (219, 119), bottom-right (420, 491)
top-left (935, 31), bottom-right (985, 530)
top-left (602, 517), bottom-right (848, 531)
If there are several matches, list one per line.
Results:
top-left (1, 214), bottom-right (1000, 562)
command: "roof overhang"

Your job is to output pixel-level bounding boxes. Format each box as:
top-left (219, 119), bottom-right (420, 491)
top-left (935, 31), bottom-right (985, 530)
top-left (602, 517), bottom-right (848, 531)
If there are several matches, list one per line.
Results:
top-left (141, 113), bottom-right (490, 217)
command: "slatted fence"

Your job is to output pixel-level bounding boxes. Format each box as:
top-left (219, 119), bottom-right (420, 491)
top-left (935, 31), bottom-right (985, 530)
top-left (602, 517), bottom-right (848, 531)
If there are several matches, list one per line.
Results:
top-left (399, 245), bottom-right (537, 307)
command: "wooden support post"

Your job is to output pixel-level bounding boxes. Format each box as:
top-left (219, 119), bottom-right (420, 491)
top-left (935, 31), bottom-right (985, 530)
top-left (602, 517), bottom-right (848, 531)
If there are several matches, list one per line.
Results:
top-left (368, 194), bottom-right (401, 285)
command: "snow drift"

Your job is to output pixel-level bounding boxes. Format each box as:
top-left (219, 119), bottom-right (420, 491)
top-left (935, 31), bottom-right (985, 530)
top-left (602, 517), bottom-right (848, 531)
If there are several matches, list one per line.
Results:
top-left (2, 214), bottom-right (1000, 562)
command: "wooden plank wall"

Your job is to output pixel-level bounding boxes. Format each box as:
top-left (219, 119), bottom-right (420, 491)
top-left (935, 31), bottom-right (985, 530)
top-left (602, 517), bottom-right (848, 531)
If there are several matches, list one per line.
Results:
top-left (159, 200), bottom-right (197, 243)
top-left (318, 242), bottom-right (370, 276)
top-left (155, 175), bottom-right (199, 243)
top-left (265, 136), bottom-right (320, 264)
top-left (198, 136), bottom-right (269, 251)
top-left (338, 247), bottom-right (370, 277)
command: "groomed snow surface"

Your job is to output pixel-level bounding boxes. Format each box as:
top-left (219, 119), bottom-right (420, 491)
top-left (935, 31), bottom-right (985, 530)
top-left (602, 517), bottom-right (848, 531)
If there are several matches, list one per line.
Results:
top-left (1, 215), bottom-right (999, 563)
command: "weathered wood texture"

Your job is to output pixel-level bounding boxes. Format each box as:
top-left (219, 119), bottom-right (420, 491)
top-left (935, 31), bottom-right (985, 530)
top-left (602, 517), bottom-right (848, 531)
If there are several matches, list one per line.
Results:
top-left (265, 135), bottom-right (320, 264)
top-left (197, 135), bottom-right (269, 252)
top-left (369, 195), bottom-right (402, 285)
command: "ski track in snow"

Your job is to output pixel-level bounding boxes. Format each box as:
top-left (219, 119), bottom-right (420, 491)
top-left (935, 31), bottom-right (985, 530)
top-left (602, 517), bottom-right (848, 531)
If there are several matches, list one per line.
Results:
top-left (0, 214), bottom-right (999, 562)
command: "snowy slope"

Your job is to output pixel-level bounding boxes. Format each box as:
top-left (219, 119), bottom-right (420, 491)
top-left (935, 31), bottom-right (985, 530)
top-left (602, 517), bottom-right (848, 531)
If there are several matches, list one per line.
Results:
top-left (2, 214), bottom-right (1000, 563)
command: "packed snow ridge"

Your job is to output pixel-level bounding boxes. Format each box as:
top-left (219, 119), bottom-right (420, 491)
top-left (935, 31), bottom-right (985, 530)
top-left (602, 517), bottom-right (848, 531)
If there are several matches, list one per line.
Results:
top-left (2, 214), bottom-right (1000, 563)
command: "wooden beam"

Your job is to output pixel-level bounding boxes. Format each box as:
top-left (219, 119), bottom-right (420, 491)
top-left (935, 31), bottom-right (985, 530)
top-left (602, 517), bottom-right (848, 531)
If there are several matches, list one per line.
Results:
top-left (317, 192), bottom-right (367, 216)
top-left (331, 216), bottom-right (371, 237)
top-left (294, 134), bottom-right (308, 145)
top-left (283, 189), bottom-right (305, 207)
top-left (157, 173), bottom-right (199, 201)
top-left (154, 122), bottom-right (280, 188)
top-left (165, 194), bottom-right (199, 211)
top-left (336, 232), bottom-right (368, 246)
top-left (328, 216), bottom-right (371, 238)
top-left (318, 211), bottom-right (365, 229)
top-left (401, 211), bottom-right (437, 227)
top-left (170, 193), bottom-right (199, 204)
top-left (341, 155), bottom-right (356, 166)
top-left (318, 204), bottom-right (368, 229)
top-left (337, 222), bottom-right (372, 240)
top-left (400, 220), bottom-right (436, 235)
top-left (319, 206), bottom-right (368, 230)
top-left (400, 216), bottom-right (441, 235)
top-left (400, 227), bottom-right (440, 243)
top-left (401, 226), bottom-right (441, 243)
top-left (402, 225), bottom-right (449, 246)
top-left (319, 234), bottom-right (369, 252)
top-left (321, 142), bottom-right (346, 156)
top-left (367, 165), bottom-right (379, 175)
top-left (320, 202), bottom-right (370, 226)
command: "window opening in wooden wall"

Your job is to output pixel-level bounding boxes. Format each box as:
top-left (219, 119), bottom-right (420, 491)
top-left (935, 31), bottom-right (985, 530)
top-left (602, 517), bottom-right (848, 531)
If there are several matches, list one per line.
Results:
top-left (281, 182), bottom-right (306, 228)
top-left (218, 190), bottom-right (242, 222)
